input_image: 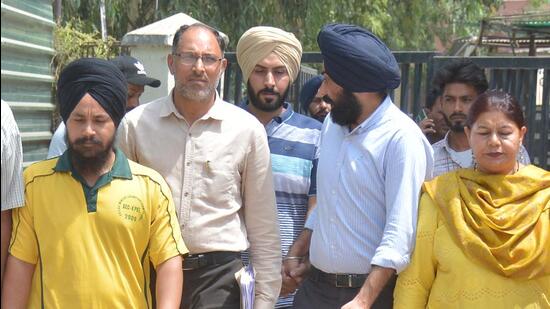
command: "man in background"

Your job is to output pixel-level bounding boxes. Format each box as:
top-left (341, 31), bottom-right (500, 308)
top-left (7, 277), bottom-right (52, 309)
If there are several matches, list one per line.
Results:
top-left (431, 59), bottom-right (530, 177)
top-left (417, 87), bottom-right (448, 144)
top-left (299, 75), bottom-right (331, 122)
top-left (236, 26), bottom-right (322, 308)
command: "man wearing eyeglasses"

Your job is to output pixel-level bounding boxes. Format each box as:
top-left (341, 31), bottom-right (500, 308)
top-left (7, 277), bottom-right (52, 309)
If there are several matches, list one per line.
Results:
top-left (117, 23), bottom-right (282, 309)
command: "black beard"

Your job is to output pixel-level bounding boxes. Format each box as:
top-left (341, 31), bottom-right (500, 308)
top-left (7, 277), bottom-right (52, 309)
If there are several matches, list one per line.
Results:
top-left (247, 82), bottom-right (288, 112)
top-left (442, 112), bottom-right (466, 132)
top-left (325, 90), bottom-right (362, 126)
top-left (68, 134), bottom-right (115, 175)
top-left (313, 114), bottom-right (327, 123)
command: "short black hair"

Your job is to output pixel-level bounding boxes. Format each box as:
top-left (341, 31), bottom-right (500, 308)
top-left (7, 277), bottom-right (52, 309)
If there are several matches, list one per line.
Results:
top-left (433, 59), bottom-right (488, 95)
top-left (171, 23), bottom-right (226, 55)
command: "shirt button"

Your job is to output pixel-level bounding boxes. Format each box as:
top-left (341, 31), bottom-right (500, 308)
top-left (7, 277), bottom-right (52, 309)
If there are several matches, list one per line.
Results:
top-left (331, 190), bottom-right (336, 195)
top-left (186, 161), bottom-right (191, 166)
top-left (184, 192), bottom-right (189, 197)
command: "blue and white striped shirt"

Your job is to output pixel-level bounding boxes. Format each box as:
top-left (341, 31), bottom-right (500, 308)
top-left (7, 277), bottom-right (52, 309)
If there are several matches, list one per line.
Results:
top-left (242, 102), bottom-right (321, 308)
top-left (306, 96), bottom-right (433, 274)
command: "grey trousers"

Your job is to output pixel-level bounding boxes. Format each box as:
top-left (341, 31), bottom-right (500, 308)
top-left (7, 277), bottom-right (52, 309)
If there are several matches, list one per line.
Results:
top-left (293, 274), bottom-right (396, 309)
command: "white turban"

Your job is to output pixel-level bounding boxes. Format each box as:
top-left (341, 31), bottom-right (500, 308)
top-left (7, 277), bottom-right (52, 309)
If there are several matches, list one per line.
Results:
top-left (236, 26), bottom-right (302, 83)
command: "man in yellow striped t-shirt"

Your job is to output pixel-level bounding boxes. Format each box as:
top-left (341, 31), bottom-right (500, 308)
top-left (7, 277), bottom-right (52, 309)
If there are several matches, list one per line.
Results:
top-left (1, 58), bottom-right (187, 308)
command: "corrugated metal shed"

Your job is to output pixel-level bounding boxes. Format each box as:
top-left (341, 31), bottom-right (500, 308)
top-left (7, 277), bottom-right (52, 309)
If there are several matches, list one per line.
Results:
top-left (1, 0), bottom-right (55, 165)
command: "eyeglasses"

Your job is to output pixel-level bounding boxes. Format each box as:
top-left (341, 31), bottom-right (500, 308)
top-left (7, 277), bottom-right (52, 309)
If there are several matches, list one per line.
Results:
top-left (173, 52), bottom-right (222, 67)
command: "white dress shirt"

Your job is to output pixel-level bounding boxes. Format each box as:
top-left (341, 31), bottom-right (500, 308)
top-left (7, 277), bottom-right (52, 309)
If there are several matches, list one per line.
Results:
top-left (306, 96), bottom-right (433, 274)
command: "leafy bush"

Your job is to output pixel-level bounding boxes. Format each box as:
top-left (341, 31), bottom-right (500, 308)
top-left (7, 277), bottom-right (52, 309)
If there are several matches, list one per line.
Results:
top-left (52, 19), bottom-right (120, 80)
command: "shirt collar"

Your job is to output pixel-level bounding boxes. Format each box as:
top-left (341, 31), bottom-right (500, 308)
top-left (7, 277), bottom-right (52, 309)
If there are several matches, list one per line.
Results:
top-left (441, 131), bottom-right (453, 152)
top-left (160, 90), bottom-right (225, 121)
top-left (54, 148), bottom-right (132, 180)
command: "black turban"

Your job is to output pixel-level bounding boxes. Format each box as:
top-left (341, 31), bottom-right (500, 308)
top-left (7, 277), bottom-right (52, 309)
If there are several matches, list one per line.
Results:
top-left (317, 23), bottom-right (400, 92)
top-left (57, 58), bottom-right (127, 127)
top-left (299, 75), bottom-right (324, 112)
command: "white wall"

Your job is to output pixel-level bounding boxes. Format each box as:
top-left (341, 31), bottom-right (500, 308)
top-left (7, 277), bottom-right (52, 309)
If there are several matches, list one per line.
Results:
top-left (130, 46), bottom-right (174, 104)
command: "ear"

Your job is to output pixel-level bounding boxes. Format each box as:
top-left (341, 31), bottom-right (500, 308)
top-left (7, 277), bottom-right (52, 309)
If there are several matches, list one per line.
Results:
top-left (167, 54), bottom-right (175, 75)
top-left (518, 126), bottom-right (527, 143)
top-left (220, 58), bottom-right (228, 72)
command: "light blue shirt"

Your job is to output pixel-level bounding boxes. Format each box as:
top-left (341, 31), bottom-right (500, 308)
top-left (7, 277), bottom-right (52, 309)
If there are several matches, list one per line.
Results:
top-left (306, 96), bottom-right (434, 274)
top-left (47, 122), bottom-right (67, 159)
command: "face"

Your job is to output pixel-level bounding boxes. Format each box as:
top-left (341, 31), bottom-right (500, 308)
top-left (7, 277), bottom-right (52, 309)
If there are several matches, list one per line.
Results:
top-left (318, 72), bottom-right (361, 126)
top-left (427, 96), bottom-right (449, 137)
top-left (465, 110), bottom-right (526, 175)
top-left (168, 27), bottom-right (227, 103)
top-left (441, 83), bottom-right (478, 132)
top-left (126, 83), bottom-right (145, 112)
top-left (66, 93), bottom-right (116, 171)
top-left (247, 53), bottom-right (290, 112)
top-left (308, 90), bottom-right (331, 122)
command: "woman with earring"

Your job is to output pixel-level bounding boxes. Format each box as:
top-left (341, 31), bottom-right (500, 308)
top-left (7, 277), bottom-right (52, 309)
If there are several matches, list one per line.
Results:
top-left (394, 90), bottom-right (549, 308)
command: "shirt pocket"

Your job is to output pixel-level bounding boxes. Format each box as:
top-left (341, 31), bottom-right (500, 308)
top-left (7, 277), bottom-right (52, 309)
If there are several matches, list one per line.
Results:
top-left (197, 160), bottom-right (236, 206)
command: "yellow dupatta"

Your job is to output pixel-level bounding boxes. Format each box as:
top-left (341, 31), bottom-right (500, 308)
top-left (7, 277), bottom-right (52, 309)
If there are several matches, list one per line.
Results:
top-left (423, 165), bottom-right (550, 280)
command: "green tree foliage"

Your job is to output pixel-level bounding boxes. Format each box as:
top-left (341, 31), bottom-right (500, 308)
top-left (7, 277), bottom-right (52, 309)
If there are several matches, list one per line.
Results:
top-left (60, 0), bottom-right (526, 51)
top-left (53, 20), bottom-right (119, 78)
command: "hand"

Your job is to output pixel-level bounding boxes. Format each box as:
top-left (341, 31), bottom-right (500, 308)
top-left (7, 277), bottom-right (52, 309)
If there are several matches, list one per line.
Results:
top-left (283, 257), bottom-right (310, 285)
top-left (418, 118), bottom-right (436, 135)
top-left (341, 295), bottom-right (369, 309)
top-left (280, 266), bottom-right (298, 296)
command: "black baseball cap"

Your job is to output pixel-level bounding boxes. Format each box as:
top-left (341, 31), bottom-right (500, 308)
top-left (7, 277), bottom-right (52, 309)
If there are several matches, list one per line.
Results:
top-left (110, 56), bottom-right (161, 88)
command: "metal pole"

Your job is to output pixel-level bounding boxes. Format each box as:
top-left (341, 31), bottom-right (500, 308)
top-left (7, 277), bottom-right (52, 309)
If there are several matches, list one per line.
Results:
top-left (99, 0), bottom-right (108, 41)
top-left (53, 0), bottom-right (62, 25)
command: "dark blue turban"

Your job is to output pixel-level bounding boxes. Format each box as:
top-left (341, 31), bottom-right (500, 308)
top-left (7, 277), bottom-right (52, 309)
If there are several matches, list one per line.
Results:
top-left (317, 23), bottom-right (400, 92)
top-left (299, 75), bottom-right (324, 112)
top-left (57, 58), bottom-right (127, 127)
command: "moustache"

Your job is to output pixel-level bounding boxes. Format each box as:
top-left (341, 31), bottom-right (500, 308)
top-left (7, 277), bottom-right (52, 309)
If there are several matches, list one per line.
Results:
top-left (259, 88), bottom-right (279, 96)
top-left (74, 137), bottom-right (102, 145)
top-left (450, 113), bottom-right (467, 119)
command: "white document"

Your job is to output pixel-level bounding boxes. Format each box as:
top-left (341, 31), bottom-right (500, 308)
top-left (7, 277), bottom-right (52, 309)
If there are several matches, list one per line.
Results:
top-left (235, 263), bottom-right (255, 309)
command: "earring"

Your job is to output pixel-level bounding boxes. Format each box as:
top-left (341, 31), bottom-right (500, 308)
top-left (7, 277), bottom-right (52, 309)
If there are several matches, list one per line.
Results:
top-left (472, 153), bottom-right (477, 171)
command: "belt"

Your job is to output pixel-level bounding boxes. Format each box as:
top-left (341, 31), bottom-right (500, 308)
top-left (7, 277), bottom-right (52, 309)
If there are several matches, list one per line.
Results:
top-left (182, 251), bottom-right (241, 271)
top-left (310, 266), bottom-right (367, 288)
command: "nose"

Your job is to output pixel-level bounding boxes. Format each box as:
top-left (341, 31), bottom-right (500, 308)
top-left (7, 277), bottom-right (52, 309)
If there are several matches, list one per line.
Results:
top-left (82, 121), bottom-right (96, 138)
top-left (453, 101), bottom-right (463, 113)
top-left (192, 57), bottom-right (206, 72)
top-left (264, 71), bottom-right (275, 88)
top-left (488, 132), bottom-right (500, 147)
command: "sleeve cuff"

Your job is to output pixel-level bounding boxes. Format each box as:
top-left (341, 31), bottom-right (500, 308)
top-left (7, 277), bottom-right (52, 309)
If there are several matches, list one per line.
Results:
top-left (9, 248), bottom-right (38, 265)
top-left (371, 247), bottom-right (410, 274)
top-left (304, 208), bottom-right (317, 230)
